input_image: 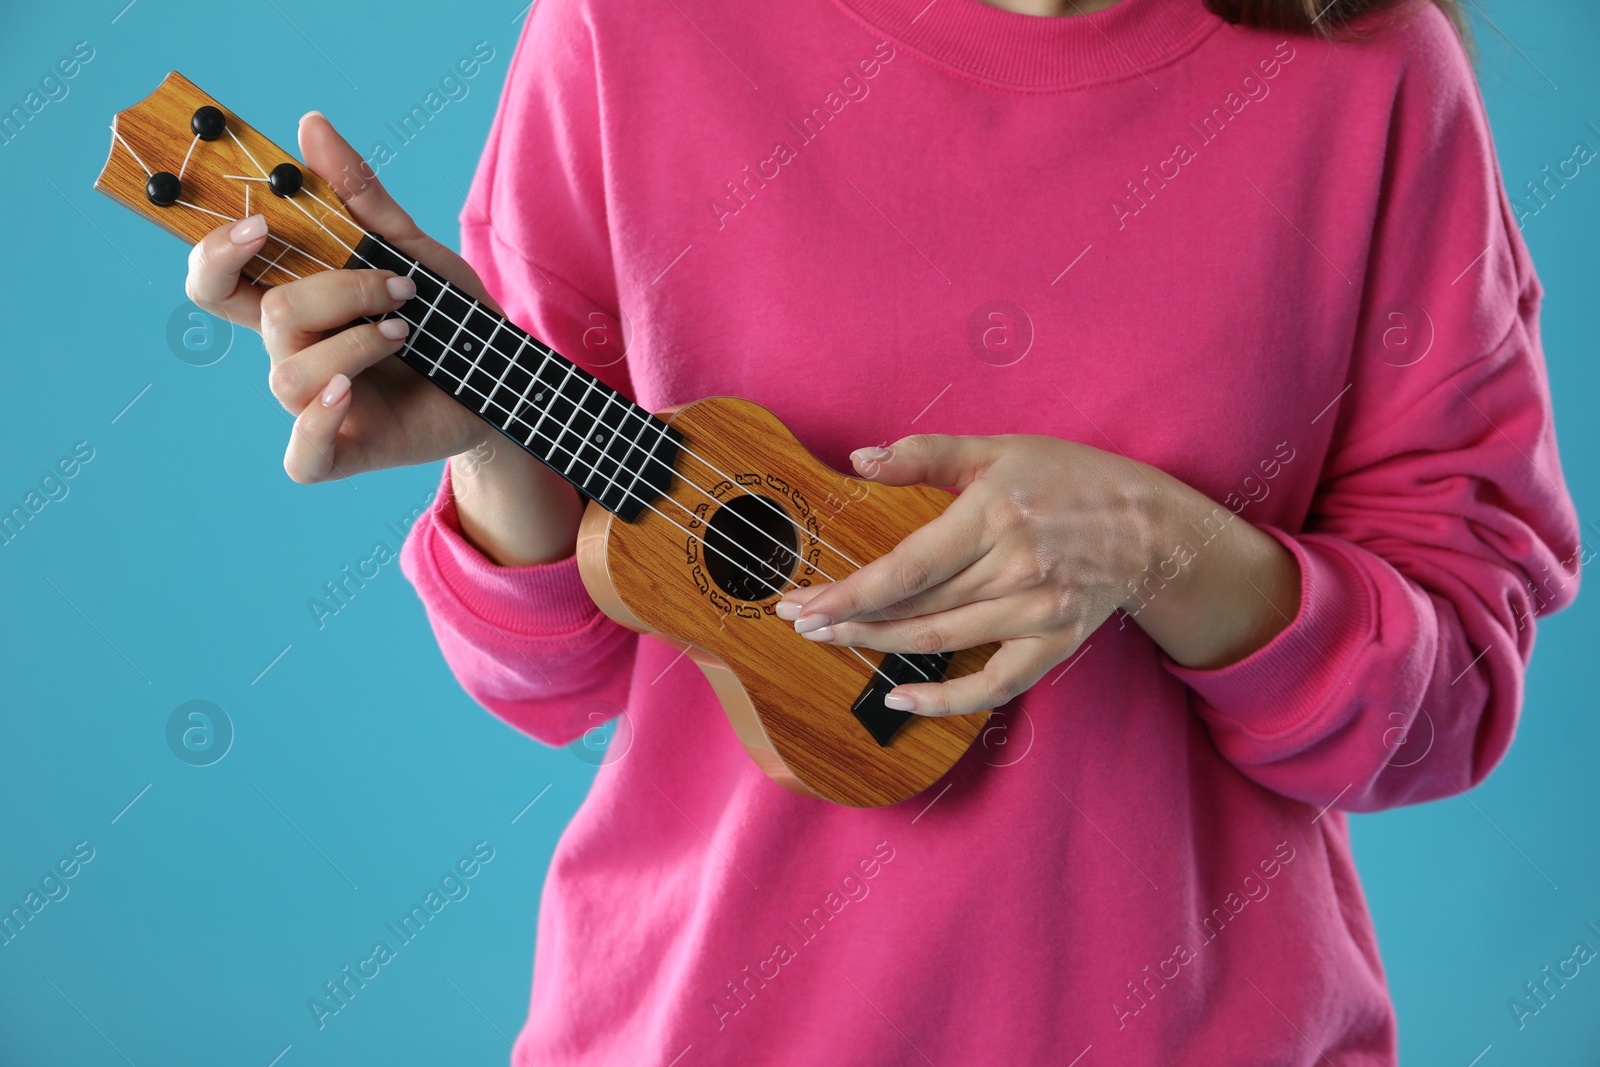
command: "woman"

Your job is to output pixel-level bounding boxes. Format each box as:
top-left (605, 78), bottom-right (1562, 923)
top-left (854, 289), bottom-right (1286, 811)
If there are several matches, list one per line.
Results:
top-left (185, 0), bottom-right (1580, 1061)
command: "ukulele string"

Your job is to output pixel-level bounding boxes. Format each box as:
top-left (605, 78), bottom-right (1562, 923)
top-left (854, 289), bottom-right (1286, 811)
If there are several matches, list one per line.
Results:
top-left (109, 129), bottom-right (756, 586)
top-left (110, 126), bottom-right (152, 177)
top-left (258, 157), bottom-right (878, 592)
top-left (116, 127), bottom-right (825, 633)
top-left (307, 185), bottom-right (873, 580)
top-left (247, 223), bottom-right (810, 595)
top-left (308, 213), bottom-right (942, 684)
top-left (279, 177), bottom-right (911, 614)
top-left (274, 176), bottom-right (940, 684)
top-left (233, 121), bottom-right (927, 657)
top-left (118, 128), bottom-right (937, 686)
top-left (177, 133), bottom-right (201, 181)
top-left (248, 255), bottom-right (928, 689)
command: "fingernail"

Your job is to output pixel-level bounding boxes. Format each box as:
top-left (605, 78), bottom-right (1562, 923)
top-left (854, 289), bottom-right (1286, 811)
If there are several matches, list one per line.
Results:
top-left (300, 110), bottom-right (324, 125)
top-left (801, 626), bottom-right (835, 643)
top-left (883, 693), bottom-right (917, 712)
top-left (774, 602), bottom-right (801, 621)
top-left (320, 373), bottom-right (351, 407)
top-left (386, 276), bottom-right (417, 301)
top-left (377, 317), bottom-right (410, 340)
top-left (794, 613), bottom-right (832, 635)
top-left (230, 215), bottom-right (267, 244)
top-left (851, 446), bottom-right (892, 465)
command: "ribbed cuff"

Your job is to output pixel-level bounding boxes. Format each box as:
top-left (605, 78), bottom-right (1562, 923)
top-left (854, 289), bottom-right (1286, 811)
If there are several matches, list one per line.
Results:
top-left (1161, 527), bottom-right (1376, 740)
top-left (400, 461), bottom-right (602, 639)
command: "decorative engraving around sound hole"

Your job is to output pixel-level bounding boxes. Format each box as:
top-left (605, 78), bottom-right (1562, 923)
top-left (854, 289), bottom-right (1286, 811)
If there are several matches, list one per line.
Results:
top-left (704, 494), bottom-right (798, 602)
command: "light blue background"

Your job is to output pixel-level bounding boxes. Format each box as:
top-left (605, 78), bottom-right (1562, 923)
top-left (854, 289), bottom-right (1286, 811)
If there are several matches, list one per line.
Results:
top-left (0, 1), bottom-right (1594, 1064)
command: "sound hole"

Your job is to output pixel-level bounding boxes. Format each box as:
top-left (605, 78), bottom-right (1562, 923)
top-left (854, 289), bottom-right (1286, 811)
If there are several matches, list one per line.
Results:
top-left (704, 494), bottom-right (798, 602)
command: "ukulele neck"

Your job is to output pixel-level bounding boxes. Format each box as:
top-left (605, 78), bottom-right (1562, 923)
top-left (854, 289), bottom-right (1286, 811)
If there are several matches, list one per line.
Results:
top-left (349, 236), bottom-right (680, 521)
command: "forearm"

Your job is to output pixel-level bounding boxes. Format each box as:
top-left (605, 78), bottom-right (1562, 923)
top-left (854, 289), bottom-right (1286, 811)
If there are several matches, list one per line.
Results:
top-left (449, 440), bottom-right (585, 567)
top-left (1123, 474), bottom-right (1302, 671)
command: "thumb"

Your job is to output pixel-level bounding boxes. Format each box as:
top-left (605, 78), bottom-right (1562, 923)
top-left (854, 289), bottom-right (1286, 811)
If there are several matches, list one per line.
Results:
top-left (849, 434), bottom-right (1000, 491)
top-left (297, 111), bottom-right (492, 301)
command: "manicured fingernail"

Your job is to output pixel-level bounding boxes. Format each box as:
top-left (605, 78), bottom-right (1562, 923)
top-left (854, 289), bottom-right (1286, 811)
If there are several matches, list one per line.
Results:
top-left (377, 317), bottom-right (410, 340)
top-left (794, 613), bottom-right (832, 634)
top-left (230, 215), bottom-right (267, 244)
top-left (300, 110), bottom-right (324, 125)
top-left (852, 446), bottom-right (892, 465)
top-left (320, 373), bottom-right (351, 407)
top-left (883, 693), bottom-right (917, 712)
top-left (801, 626), bottom-right (835, 642)
top-left (774, 602), bottom-right (802, 621)
top-left (386, 276), bottom-right (417, 301)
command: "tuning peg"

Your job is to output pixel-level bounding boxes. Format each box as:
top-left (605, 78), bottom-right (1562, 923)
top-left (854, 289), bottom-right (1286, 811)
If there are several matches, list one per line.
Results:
top-left (145, 171), bottom-right (180, 206)
top-left (269, 162), bottom-right (303, 197)
top-left (191, 105), bottom-right (226, 140)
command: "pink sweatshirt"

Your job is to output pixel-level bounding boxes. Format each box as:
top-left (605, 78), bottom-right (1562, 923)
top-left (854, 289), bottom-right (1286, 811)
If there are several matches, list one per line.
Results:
top-left (398, 0), bottom-right (1581, 1062)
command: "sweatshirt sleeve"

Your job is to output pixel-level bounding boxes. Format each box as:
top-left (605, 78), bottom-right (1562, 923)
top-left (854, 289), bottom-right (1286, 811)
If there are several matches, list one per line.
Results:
top-left (400, 464), bottom-right (637, 748)
top-left (1163, 11), bottom-right (1583, 813)
top-left (397, 0), bottom-right (639, 748)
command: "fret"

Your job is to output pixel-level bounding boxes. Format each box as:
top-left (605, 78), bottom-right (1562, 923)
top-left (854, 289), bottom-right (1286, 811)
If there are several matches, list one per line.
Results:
top-left (397, 316), bottom-right (444, 377)
top-left (522, 357), bottom-right (575, 456)
top-left (438, 308), bottom-right (469, 378)
top-left (491, 342), bottom-right (537, 431)
top-left (557, 375), bottom-right (603, 480)
top-left (585, 388), bottom-right (620, 479)
top-left (442, 302), bottom-right (501, 397)
top-left (577, 383), bottom-right (627, 496)
top-left (493, 333), bottom-right (544, 429)
top-left (469, 316), bottom-right (508, 408)
top-left (399, 262), bottom-right (446, 364)
top-left (571, 371), bottom-right (618, 485)
top-left (593, 397), bottom-right (659, 512)
top-left (582, 389), bottom-right (626, 498)
top-left (424, 285), bottom-right (478, 382)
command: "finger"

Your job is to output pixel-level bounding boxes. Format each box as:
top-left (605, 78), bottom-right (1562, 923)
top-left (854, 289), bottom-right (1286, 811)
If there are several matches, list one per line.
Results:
top-left (887, 637), bottom-right (1067, 718)
top-left (848, 434), bottom-right (1006, 492)
top-left (806, 597), bottom-right (1042, 654)
top-left (786, 496), bottom-right (989, 628)
top-left (258, 269), bottom-right (414, 363)
top-left (777, 557), bottom-right (995, 622)
top-left (778, 554), bottom-right (998, 624)
top-left (298, 112), bottom-right (499, 307)
top-left (267, 318), bottom-right (411, 412)
top-left (283, 373), bottom-right (357, 483)
top-left (849, 554), bottom-right (1004, 623)
top-left (774, 583), bottom-right (827, 619)
top-left (185, 215), bottom-right (272, 329)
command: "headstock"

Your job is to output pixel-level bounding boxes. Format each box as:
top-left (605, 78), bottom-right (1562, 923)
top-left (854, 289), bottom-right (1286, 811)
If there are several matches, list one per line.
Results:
top-left (94, 71), bottom-right (361, 287)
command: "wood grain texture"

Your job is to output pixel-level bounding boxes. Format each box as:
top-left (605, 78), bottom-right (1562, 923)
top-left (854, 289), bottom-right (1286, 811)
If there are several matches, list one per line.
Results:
top-left (577, 397), bottom-right (997, 808)
top-left (94, 71), bottom-right (360, 285)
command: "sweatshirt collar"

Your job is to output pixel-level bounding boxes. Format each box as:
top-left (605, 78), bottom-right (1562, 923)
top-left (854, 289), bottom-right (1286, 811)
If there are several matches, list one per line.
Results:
top-left (830, 0), bottom-right (1221, 91)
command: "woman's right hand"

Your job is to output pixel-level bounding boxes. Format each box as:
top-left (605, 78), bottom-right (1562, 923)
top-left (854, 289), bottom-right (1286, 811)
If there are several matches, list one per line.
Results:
top-left (184, 111), bottom-right (586, 565)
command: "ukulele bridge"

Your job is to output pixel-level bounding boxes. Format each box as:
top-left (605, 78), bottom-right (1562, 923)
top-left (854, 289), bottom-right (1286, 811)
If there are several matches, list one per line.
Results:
top-left (851, 652), bottom-right (953, 746)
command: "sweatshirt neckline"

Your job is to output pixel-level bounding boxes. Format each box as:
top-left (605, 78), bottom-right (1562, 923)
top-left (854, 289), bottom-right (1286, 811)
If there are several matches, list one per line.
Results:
top-left (831, 0), bottom-right (1220, 91)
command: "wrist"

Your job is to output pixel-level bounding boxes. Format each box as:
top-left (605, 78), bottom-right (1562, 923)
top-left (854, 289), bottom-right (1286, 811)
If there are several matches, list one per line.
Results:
top-left (1117, 476), bottom-right (1301, 670)
top-left (450, 443), bottom-right (583, 567)
top-left (1115, 469), bottom-right (1195, 614)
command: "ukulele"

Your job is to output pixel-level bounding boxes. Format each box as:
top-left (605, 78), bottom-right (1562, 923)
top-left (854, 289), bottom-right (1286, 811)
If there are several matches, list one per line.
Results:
top-left (96, 73), bottom-right (998, 807)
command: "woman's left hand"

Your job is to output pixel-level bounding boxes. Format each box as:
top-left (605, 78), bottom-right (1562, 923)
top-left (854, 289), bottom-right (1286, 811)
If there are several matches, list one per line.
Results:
top-left (776, 434), bottom-right (1300, 717)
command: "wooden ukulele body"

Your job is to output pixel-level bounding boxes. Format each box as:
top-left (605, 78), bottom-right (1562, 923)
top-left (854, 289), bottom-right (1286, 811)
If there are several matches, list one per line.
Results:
top-left (576, 396), bottom-right (995, 808)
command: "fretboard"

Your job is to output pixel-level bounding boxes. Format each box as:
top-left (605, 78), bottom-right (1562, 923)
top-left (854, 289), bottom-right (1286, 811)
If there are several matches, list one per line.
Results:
top-left (347, 235), bottom-right (679, 521)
